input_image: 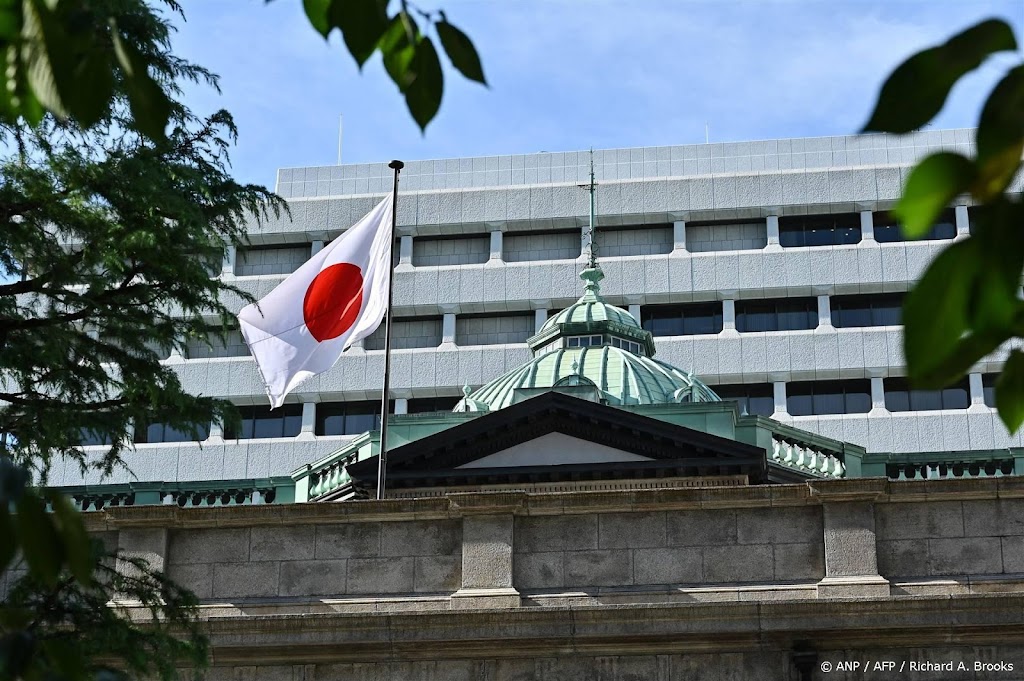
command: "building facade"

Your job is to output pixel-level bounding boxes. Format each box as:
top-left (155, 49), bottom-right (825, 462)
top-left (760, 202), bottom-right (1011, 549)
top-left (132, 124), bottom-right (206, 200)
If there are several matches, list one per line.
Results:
top-left (55, 128), bottom-right (1024, 500)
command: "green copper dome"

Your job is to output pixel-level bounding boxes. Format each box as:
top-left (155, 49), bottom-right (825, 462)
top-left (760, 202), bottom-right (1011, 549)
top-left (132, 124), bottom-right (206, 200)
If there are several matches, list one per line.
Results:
top-left (454, 266), bottom-right (721, 412)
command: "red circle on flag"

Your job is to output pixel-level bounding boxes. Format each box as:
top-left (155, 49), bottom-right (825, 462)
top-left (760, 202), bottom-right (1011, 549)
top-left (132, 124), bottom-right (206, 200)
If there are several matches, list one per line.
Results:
top-left (303, 263), bottom-right (364, 342)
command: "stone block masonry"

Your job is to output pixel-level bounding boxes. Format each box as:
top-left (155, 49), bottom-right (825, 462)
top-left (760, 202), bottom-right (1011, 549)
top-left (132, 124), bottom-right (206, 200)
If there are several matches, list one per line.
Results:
top-left (88, 477), bottom-right (1024, 677)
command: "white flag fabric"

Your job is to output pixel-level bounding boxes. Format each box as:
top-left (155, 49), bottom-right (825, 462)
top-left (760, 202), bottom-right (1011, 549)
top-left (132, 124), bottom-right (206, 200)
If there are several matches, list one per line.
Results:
top-left (238, 197), bottom-right (393, 408)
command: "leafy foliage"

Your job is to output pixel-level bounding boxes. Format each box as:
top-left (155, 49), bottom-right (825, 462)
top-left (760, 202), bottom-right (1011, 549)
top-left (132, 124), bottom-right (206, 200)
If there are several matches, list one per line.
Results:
top-left (292, 0), bottom-right (487, 131)
top-left (1, 457), bottom-right (208, 681)
top-left (1, 2), bottom-right (282, 678)
top-left (863, 18), bottom-right (1024, 431)
top-left (1, 1), bottom-right (486, 137)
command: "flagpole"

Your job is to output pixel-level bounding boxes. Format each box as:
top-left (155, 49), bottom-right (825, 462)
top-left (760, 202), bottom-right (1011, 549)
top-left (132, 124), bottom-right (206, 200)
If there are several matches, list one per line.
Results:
top-left (377, 160), bottom-right (404, 500)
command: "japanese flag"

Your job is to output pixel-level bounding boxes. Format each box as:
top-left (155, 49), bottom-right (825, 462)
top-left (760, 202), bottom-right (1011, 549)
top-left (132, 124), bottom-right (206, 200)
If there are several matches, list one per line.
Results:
top-left (238, 197), bottom-right (393, 408)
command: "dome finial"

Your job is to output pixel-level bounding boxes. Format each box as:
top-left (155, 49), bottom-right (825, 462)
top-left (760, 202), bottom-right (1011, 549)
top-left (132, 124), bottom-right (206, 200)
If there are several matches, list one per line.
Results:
top-left (462, 383), bottom-right (472, 397)
top-left (578, 148), bottom-right (599, 270)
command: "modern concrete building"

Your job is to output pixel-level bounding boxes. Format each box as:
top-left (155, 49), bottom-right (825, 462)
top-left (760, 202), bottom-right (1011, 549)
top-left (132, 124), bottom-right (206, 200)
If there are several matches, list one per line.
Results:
top-left (31, 130), bottom-right (1024, 680)
top-left (54, 127), bottom-right (1024, 504)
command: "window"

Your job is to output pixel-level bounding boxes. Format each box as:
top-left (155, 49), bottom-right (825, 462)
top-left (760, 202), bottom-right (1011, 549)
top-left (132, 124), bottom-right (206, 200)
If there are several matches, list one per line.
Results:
top-left (711, 383), bottom-right (774, 417)
top-left (983, 374), bottom-right (997, 408)
top-left (779, 214), bottom-right (861, 247)
top-left (566, 335), bottom-right (602, 348)
top-left (788, 380), bottom-right (871, 416)
top-left (135, 421), bottom-right (211, 444)
top-left (407, 397), bottom-right (462, 414)
top-left (831, 293), bottom-right (904, 328)
top-left (79, 429), bottom-right (112, 446)
top-left (735, 298), bottom-right (817, 333)
top-left (874, 210), bottom-right (956, 243)
top-left (227, 404), bottom-right (303, 439)
top-left (884, 377), bottom-right (969, 412)
top-left (316, 401), bottom-right (380, 436)
top-left (642, 303), bottom-right (723, 336)
top-left (610, 336), bottom-right (642, 354)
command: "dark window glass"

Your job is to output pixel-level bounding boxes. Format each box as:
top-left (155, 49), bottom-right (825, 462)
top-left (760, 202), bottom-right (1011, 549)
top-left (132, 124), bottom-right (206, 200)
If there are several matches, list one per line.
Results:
top-left (79, 429), bottom-right (112, 446)
top-left (735, 298), bottom-right (817, 333)
top-left (874, 210), bottom-right (956, 243)
top-left (779, 214), bottom-right (861, 248)
top-left (227, 404), bottom-right (303, 439)
top-left (135, 421), bottom-right (211, 444)
top-left (983, 374), bottom-right (997, 408)
top-left (641, 303), bottom-right (723, 336)
top-left (407, 397), bottom-right (462, 414)
top-left (315, 401), bottom-right (382, 436)
top-left (787, 380), bottom-right (871, 416)
top-left (711, 383), bottom-right (774, 417)
top-left (831, 293), bottom-right (905, 328)
top-left (884, 377), bottom-right (969, 412)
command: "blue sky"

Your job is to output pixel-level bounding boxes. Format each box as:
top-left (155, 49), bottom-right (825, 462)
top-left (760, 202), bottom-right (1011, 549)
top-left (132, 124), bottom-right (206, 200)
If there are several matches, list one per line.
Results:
top-left (172, 0), bottom-right (1024, 188)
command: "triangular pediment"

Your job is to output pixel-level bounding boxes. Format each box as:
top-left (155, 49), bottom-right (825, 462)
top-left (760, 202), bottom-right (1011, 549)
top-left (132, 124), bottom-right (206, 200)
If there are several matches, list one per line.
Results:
top-left (456, 432), bottom-right (653, 469)
top-left (344, 392), bottom-right (771, 494)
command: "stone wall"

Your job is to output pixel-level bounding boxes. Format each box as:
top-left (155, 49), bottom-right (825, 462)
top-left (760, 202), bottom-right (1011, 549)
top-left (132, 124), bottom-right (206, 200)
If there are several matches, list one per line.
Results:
top-left (513, 508), bottom-right (824, 593)
top-left (79, 478), bottom-right (1024, 678)
top-left (166, 520), bottom-right (462, 600)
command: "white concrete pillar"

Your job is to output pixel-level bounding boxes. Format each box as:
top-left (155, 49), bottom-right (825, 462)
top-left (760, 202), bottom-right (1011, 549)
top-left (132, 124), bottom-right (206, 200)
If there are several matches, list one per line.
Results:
top-left (860, 210), bottom-right (875, 242)
top-left (628, 304), bottom-right (641, 324)
top-left (534, 308), bottom-right (548, 333)
top-left (222, 244), bottom-right (236, 277)
top-left (298, 401), bottom-right (316, 440)
top-left (441, 312), bottom-right (457, 347)
top-left (765, 215), bottom-right (781, 251)
top-left (311, 240), bottom-right (325, 256)
top-left (817, 295), bottom-right (832, 329)
top-left (399, 235), bottom-right (413, 266)
top-left (394, 397), bottom-right (409, 415)
top-left (488, 230), bottom-right (503, 262)
top-left (208, 417), bottom-right (225, 443)
top-left (955, 205), bottom-right (970, 239)
top-left (722, 299), bottom-right (737, 333)
top-left (968, 372), bottom-right (987, 412)
top-left (672, 220), bottom-right (687, 253)
top-left (771, 381), bottom-right (788, 419)
top-left (869, 377), bottom-right (886, 415)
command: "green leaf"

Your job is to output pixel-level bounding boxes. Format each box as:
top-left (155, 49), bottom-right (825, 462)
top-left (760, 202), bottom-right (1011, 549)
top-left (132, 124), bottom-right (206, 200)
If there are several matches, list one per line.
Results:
top-left (436, 20), bottom-right (486, 85)
top-left (20, 0), bottom-right (67, 118)
top-left (48, 491), bottom-right (93, 584)
top-left (111, 27), bottom-right (170, 140)
top-left (863, 19), bottom-right (1017, 133)
top-left (968, 198), bottom-right (1024, 335)
top-left (329, 0), bottom-right (389, 67)
top-left (974, 64), bottom-right (1024, 200)
top-left (0, 0), bottom-right (19, 42)
top-left (14, 492), bottom-right (63, 586)
top-left (302, 0), bottom-right (331, 38)
top-left (379, 13), bottom-right (418, 92)
top-left (903, 239), bottom-right (981, 385)
top-left (894, 152), bottom-right (976, 238)
top-left (404, 36), bottom-right (443, 132)
top-left (996, 350), bottom-right (1024, 432)
top-left (0, 507), bottom-right (15, 574)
